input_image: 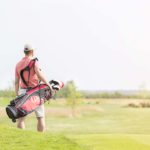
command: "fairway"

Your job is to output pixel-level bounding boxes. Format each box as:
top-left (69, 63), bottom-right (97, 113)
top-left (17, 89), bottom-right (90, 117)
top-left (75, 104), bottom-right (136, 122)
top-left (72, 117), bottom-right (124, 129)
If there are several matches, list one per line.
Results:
top-left (1, 98), bottom-right (150, 150)
top-left (0, 125), bottom-right (82, 150)
top-left (1, 126), bottom-right (150, 150)
top-left (69, 134), bottom-right (150, 150)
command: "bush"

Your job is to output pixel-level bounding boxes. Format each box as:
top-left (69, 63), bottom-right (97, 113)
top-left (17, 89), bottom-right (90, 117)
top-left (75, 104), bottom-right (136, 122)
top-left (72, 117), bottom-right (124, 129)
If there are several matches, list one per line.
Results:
top-left (0, 90), bottom-right (15, 98)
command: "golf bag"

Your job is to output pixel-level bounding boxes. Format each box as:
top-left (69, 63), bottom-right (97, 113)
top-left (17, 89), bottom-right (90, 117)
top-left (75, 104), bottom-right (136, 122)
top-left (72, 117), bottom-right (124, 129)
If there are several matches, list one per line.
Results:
top-left (6, 80), bottom-right (64, 122)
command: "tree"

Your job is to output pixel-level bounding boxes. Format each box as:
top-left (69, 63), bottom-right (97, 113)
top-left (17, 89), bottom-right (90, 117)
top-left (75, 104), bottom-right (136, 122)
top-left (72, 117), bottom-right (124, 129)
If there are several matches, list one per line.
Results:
top-left (64, 80), bottom-right (81, 117)
top-left (138, 82), bottom-right (150, 98)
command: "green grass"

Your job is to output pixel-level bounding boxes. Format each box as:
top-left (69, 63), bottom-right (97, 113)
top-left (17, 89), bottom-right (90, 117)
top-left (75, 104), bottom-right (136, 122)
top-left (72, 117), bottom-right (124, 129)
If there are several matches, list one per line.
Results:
top-left (69, 134), bottom-right (150, 150)
top-left (0, 125), bottom-right (83, 150)
top-left (0, 97), bottom-right (10, 106)
top-left (1, 98), bottom-right (150, 150)
top-left (1, 125), bottom-right (150, 150)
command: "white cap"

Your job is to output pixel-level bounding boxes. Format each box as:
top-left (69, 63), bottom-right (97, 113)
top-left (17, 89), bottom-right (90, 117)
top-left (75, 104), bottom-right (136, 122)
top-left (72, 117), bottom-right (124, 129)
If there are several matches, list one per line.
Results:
top-left (24, 44), bottom-right (34, 51)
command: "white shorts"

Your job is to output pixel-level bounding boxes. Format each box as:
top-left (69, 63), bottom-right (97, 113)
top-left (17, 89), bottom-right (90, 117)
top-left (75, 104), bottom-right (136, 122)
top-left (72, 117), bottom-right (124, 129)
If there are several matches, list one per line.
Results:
top-left (19, 89), bottom-right (45, 118)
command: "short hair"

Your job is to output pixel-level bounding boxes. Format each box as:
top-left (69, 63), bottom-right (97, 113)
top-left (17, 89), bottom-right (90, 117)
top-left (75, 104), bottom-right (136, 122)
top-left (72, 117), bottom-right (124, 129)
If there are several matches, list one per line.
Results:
top-left (24, 50), bottom-right (33, 55)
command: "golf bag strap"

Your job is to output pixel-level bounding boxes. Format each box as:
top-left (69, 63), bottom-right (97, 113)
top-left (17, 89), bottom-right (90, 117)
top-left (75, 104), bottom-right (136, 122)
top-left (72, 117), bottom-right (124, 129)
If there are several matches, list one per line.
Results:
top-left (20, 58), bottom-right (38, 87)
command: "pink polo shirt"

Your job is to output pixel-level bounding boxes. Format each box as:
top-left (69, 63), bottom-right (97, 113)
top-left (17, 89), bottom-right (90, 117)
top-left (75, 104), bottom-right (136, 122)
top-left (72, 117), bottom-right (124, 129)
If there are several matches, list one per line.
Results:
top-left (15, 56), bottom-right (40, 88)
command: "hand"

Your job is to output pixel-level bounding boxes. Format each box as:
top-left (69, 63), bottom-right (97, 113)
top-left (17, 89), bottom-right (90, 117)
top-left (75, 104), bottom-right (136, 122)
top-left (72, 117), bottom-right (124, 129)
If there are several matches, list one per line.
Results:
top-left (47, 83), bottom-right (53, 91)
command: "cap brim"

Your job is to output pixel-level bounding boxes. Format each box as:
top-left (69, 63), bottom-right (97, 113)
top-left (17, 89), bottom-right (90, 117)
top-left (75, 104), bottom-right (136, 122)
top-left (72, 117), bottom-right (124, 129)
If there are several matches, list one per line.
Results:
top-left (24, 48), bottom-right (34, 51)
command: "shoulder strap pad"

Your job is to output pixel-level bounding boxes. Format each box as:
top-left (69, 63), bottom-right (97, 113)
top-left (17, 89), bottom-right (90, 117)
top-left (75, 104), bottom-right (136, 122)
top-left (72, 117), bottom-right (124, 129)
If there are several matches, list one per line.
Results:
top-left (28, 58), bottom-right (38, 68)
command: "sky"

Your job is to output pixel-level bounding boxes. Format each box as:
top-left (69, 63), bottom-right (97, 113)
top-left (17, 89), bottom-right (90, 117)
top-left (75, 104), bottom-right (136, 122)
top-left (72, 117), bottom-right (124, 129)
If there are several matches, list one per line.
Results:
top-left (0, 0), bottom-right (150, 90)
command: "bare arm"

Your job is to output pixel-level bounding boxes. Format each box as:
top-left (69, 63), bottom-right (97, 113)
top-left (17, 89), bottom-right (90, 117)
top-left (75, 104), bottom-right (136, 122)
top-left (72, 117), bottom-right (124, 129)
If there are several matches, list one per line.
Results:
top-left (15, 76), bottom-right (19, 96)
top-left (35, 67), bottom-right (52, 90)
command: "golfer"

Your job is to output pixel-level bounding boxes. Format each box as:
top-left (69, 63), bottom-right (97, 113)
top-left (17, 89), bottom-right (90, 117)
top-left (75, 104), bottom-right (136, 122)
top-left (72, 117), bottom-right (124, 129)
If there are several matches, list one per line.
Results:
top-left (15, 44), bottom-right (51, 132)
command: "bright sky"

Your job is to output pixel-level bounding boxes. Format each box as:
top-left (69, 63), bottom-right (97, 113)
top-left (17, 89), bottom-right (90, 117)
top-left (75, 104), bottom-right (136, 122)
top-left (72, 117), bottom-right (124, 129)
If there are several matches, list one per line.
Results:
top-left (0, 0), bottom-right (150, 90)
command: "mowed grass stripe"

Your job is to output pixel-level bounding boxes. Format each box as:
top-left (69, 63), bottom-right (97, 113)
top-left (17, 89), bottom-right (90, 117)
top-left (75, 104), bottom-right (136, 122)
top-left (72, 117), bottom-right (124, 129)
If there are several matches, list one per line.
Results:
top-left (69, 134), bottom-right (150, 150)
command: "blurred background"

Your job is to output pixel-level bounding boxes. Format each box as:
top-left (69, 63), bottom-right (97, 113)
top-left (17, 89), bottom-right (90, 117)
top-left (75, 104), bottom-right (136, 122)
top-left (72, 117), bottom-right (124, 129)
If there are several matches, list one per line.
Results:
top-left (1, 0), bottom-right (150, 150)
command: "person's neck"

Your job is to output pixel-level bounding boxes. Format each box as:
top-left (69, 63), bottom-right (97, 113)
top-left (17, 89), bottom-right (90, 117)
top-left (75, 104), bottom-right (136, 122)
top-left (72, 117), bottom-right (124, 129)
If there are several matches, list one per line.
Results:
top-left (25, 55), bottom-right (33, 59)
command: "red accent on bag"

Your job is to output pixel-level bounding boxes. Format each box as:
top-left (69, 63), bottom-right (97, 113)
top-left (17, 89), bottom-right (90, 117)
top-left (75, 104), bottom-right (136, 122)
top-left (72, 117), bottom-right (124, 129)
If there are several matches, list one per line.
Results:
top-left (21, 96), bottom-right (44, 112)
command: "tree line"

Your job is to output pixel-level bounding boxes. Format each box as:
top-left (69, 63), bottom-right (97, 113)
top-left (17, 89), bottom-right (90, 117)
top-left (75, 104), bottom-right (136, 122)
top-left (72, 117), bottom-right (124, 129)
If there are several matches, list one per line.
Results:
top-left (0, 80), bottom-right (150, 99)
